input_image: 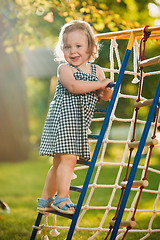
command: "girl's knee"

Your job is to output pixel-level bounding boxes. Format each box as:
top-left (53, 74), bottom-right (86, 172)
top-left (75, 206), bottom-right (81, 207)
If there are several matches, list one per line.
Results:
top-left (56, 153), bottom-right (76, 159)
top-left (56, 153), bottom-right (77, 166)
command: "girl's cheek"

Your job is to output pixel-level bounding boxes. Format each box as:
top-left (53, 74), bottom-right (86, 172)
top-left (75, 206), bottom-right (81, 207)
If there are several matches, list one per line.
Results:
top-left (64, 49), bottom-right (69, 55)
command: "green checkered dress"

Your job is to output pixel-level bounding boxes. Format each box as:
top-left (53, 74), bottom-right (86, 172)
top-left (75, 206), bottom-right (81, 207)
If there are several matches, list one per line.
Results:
top-left (40, 63), bottom-right (99, 160)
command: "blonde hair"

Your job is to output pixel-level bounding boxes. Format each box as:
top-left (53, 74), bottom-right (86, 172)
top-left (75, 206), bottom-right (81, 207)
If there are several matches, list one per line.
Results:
top-left (54, 20), bottom-right (98, 62)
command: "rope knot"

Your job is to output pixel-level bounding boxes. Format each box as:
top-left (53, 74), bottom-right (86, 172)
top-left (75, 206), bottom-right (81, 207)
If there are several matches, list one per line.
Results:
top-left (111, 38), bottom-right (118, 48)
top-left (143, 25), bottom-right (151, 41)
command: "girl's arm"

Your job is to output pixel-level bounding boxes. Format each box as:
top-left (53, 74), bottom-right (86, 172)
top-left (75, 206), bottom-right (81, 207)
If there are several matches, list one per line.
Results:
top-left (96, 65), bottom-right (113, 101)
top-left (58, 64), bottom-right (111, 94)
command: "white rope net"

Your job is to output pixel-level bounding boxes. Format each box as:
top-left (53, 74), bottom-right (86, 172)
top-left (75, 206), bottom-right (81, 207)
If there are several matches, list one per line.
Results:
top-left (39, 36), bottom-right (160, 240)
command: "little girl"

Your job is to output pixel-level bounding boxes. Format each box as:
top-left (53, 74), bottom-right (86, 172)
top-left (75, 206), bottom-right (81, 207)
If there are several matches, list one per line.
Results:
top-left (37, 20), bottom-right (113, 214)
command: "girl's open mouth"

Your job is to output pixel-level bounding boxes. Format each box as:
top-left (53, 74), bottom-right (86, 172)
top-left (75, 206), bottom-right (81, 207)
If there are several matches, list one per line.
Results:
top-left (70, 56), bottom-right (80, 61)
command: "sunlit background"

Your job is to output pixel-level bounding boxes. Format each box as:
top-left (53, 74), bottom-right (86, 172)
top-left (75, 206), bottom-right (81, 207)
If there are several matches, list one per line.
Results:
top-left (0, 1), bottom-right (160, 239)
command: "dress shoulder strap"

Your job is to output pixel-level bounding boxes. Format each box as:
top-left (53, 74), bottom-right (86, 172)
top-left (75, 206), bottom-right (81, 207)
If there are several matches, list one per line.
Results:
top-left (90, 63), bottom-right (96, 75)
top-left (68, 62), bottom-right (97, 75)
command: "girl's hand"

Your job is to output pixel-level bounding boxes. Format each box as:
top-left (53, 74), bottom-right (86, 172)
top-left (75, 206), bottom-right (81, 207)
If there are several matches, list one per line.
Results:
top-left (99, 78), bottom-right (113, 89)
top-left (97, 78), bottom-right (114, 101)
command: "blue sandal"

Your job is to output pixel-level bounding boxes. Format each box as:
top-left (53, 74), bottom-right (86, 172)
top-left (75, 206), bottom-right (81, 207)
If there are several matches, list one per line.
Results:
top-left (37, 197), bottom-right (54, 211)
top-left (51, 195), bottom-right (76, 215)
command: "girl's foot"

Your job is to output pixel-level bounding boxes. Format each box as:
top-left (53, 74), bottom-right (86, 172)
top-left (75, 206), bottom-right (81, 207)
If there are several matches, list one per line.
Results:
top-left (37, 197), bottom-right (54, 211)
top-left (51, 196), bottom-right (76, 215)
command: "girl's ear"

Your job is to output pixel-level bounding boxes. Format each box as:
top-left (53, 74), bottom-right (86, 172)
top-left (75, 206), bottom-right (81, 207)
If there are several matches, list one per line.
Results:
top-left (60, 46), bottom-right (63, 51)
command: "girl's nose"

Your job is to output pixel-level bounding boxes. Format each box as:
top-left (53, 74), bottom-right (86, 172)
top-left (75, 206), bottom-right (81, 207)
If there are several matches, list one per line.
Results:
top-left (70, 47), bottom-right (76, 53)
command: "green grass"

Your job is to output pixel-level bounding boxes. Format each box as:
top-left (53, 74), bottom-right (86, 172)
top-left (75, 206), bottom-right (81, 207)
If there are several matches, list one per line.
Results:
top-left (0, 149), bottom-right (160, 240)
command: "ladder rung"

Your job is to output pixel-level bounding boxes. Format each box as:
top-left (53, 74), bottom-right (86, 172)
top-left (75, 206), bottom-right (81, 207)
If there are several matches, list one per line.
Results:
top-left (70, 186), bottom-right (82, 192)
top-left (88, 134), bottom-right (99, 139)
top-left (106, 82), bottom-right (116, 88)
top-left (120, 180), bottom-right (149, 188)
top-left (109, 220), bottom-right (136, 228)
top-left (38, 209), bottom-right (73, 219)
top-left (128, 138), bottom-right (158, 148)
top-left (138, 55), bottom-right (160, 67)
top-left (94, 108), bottom-right (107, 113)
top-left (77, 159), bottom-right (91, 166)
top-left (134, 98), bottom-right (160, 108)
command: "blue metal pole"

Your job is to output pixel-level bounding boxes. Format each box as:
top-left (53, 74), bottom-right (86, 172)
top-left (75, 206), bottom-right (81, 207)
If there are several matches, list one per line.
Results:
top-left (30, 213), bottom-right (43, 240)
top-left (66, 48), bottom-right (132, 240)
top-left (110, 79), bottom-right (160, 240)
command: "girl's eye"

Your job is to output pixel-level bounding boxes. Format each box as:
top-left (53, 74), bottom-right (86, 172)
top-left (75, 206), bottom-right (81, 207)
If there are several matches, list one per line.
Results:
top-left (64, 46), bottom-right (70, 49)
top-left (77, 45), bottom-right (81, 48)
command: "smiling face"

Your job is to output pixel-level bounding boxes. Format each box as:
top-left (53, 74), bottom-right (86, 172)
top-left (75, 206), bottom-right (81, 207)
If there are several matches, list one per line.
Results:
top-left (62, 30), bottom-right (90, 68)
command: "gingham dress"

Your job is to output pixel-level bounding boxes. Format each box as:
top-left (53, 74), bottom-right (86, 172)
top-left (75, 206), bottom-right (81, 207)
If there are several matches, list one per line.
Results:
top-left (40, 63), bottom-right (99, 160)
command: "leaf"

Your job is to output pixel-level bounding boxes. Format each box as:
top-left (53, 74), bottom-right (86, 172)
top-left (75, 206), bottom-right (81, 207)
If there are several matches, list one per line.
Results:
top-left (43, 12), bottom-right (54, 23)
top-left (65, 17), bottom-right (74, 22)
top-left (99, 3), bottom-right (108, 10)
top-left (93, 22), bottom-right (105, 31)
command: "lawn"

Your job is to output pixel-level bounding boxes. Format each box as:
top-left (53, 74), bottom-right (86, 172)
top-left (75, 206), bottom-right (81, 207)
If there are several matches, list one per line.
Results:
top-left (0, 148), bottom-right (160, 240)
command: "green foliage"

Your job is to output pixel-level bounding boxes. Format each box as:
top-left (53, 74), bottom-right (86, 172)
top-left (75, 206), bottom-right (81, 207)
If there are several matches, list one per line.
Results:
top-left (0, 0), bottom-right (65, 52)
top-left (0, 0), bottom-right (159, 52)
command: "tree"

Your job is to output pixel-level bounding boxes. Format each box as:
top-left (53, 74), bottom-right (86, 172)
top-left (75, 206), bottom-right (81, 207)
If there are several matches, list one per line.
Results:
top-left (0, 26), bottom-right (29, 162)
top-left (0, 1), bottom-right (64, 161)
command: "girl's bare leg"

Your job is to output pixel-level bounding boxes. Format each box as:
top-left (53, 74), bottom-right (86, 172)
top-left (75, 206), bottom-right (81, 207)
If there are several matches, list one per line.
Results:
top-left (41, 153), bottom-right (77, 212)
top-left (41, 155), bottom-right (60, 201)
top-left (56, 153), bottom-right (77, 211)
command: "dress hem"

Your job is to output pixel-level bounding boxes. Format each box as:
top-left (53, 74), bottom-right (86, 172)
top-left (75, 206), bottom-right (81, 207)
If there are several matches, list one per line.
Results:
top-left (40, 152), bottom-right (90, 161)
